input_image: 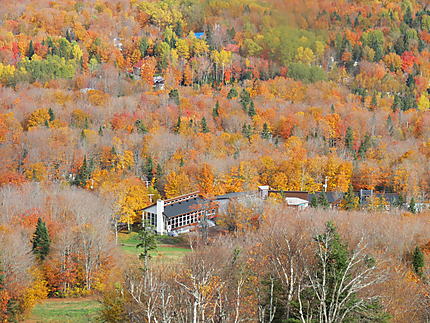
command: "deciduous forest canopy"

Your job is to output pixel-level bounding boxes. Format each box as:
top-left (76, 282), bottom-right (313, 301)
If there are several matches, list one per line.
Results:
top-left (0, 0), bottom-right (429, 321)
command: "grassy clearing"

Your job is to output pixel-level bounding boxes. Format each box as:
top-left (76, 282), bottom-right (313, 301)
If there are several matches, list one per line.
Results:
top-left (118, 231), bottom-right (191, 261)
top-left (25, 298), bottom-right (101, 323)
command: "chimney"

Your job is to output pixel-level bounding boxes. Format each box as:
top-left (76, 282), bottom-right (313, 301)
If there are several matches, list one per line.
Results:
top-left (156, 199), bottom-right (165, 234)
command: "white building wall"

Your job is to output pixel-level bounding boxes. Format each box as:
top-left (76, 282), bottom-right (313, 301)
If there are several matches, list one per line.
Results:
top-left (156, 200), bottom-right (165, 234)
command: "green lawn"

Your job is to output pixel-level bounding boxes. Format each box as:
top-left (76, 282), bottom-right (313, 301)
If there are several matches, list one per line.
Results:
top-left (26, 298), bottom-right (101, 323)
top-left (118, 231), bottom-right (191, 261)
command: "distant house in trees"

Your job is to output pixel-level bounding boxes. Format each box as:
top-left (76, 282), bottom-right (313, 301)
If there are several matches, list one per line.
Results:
top-left (142, 192), bottom-right (218, 234)
top-left (153, 76), bottom-right (165, 90)
top-left (285, 197), bottom-right (309, 209)
top-left (129, 62), bottom-right (165, 89)
top-left (259, 186), bottom-right (400, 209)
top-left (194, 32), bottom-right (205, 39)
top-left (79, 87), bottom-right (95, 94)
top-left (257, 186), bottom-right (310, 209)
top-left (113, 38), bottom-right (123, 51)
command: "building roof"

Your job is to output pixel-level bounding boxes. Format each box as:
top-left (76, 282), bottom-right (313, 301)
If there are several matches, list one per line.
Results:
top-left (286, 197), bottom-right (309, 206)
top-left (142, 194), bottom-right (218, 218)
top-left (163, 196), bottom-right (215, 218)
top-left (194, 32), bottom-right (205, 39)
top-left (215, 192), bottom-right (251, 200)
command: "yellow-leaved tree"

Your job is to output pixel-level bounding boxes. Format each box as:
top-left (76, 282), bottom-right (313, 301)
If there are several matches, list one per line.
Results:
top-left (117, 178), bottom-right (160, 231)
top-left (164, 171), bottom-right (193, 198)
top-left (197, 164), bottom-right (217, 197)
top-left (417, 94), bottom-right (430, 111)
top-left (26, 108), bottom-right (50, 129)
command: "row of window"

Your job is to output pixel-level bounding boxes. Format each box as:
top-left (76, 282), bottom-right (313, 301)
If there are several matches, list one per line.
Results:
top-left (144, 209), bottom-right (217, 231)
top-left (144, 212), bottom-right (157, 226)
top-left (167, 209), bottom-right (216, 230)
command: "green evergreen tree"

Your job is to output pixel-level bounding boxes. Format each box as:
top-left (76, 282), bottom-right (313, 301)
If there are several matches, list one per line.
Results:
top-left (239, 89), bottom-right (251, 110)
top-left (394, 194), bottom-right (405, 208)
top-left (261, 123), bottom-right (271, 139)
top-left (247, 100), bottom-right (256, 117)
top-left (137, 222), bottom-right (158, 270)
top-left (300, 222), bottom-right (389, 322)
top-left (418, 38), bottom-right (425, 52)
top-left (404, 6), bottom-right (413, 26)
top-left (394, 36), bottom-right (406, 55)
top-left (200, 117), bottom-right (209, 133)
top-left (242, 124), bottom-right (252, 140)
top-left (406, 73), bottom-right (415, 89)
top-left (345, 126), bottom-right (354, 150)
top-left (32, 217), bottom-right (51, 261)
top-left (330, 103), bottom-right (335, 113)
top-left (213, 101), bottom-right (220, 118)
top-left (310, 195), bottom-right (319, 208)
top-left (401, 91), bottom-right (415, 111)
top-left (174, 22), bottom-right (183, 37)
top-left (227, 88), bottom-right (238, 99)
top-left (386, 115), bottom-right (394, 136)
top-left (143, 157), bottom-right (154, 181)
top-left (358, 133), bottom-right (371, 159)
top-left (156, 163), bottom-right (163, 178)
top-left (392, 94), bottom-right (401, 111)
top-left (408, 197), bottom-right (417, 214)
top-left (27, 40), bottom-right (35, 59)
top-left (318, 192), bottom-right (330, 209)
top-left (354, 15), bottom-right (360, 28)
top-left (173, 116), bottom-right (181, 133)
top-left (412, 246), bottom-right (425, 277)
top-left (227, 27), bottom-right (236, 40)
top-left (0, 259), bottom-right (4, 290)
top-left (352, 44), bottom-right (362, 61)
top-left (48, 108), bottom-right (55, 122)
top-left (74, 156), bottom-right (93, 187)
top-left (371, 93), bottom-right (378, 108)
top-left (139, 37), bottom-right (149, 57)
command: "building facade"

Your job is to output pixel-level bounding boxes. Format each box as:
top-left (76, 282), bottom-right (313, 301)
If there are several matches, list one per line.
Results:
top-left (142, 192), bottom-right (218, 234)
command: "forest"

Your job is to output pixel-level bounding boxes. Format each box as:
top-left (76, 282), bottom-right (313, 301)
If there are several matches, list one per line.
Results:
top-left (0, 0), bottom-right (429, 321)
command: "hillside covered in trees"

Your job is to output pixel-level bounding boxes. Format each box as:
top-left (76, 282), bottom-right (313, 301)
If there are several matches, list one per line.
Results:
top-left (0, 0), bottom-right (430, 321)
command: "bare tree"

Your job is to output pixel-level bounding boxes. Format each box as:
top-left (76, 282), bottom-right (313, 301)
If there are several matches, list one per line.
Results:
top-left (298, 223), bottom-right (388, 323)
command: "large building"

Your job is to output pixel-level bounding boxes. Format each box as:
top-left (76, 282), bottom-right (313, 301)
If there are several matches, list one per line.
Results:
top-left (141, 192), bottom-right (218, 234)
top-left (142, 187), bottom-right (403, 235)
